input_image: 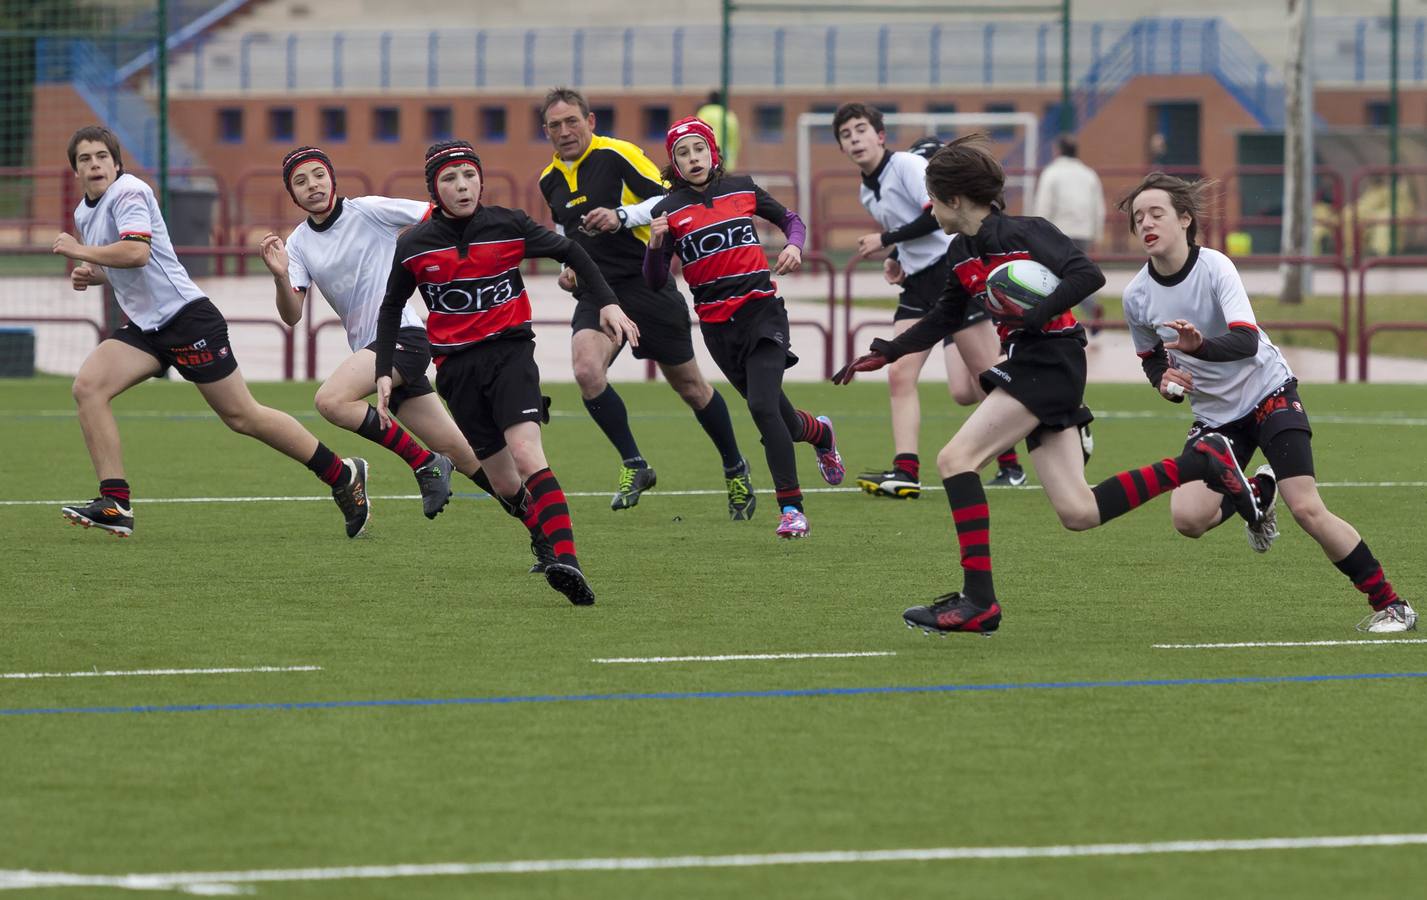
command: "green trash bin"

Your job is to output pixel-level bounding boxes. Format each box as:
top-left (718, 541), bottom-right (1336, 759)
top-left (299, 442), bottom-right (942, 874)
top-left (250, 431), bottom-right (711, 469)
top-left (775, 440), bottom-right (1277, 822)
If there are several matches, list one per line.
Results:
top-left (0, 327), bottom-right (36, 377)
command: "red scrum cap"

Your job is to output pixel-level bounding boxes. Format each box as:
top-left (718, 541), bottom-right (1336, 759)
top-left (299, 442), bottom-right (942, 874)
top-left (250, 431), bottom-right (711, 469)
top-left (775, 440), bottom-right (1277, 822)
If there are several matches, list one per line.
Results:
top-left (664, 116), bottom-right (721, 171)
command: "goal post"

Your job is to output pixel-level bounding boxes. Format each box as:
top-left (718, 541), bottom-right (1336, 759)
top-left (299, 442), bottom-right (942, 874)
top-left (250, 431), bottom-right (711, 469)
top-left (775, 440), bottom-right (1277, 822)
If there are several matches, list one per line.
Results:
top-left (796, 111), bottom-right (1041, 251)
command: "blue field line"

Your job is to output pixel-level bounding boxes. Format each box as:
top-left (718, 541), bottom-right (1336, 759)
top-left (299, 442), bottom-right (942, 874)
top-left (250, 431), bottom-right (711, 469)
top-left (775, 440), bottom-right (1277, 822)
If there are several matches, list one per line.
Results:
top-left (4, 671), bottom-right (1425, 719)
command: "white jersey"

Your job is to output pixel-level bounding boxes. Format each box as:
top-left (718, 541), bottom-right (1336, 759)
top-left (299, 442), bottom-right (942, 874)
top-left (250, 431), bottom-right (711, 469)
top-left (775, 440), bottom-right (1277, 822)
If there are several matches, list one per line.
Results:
top-left (285, 196), bottom-right (430, 350)
top-left (858, 150), bottom-right (951, 276)
top-left (1123, 246), bottom-right (1294, 427)
top-left (73, 173), bottom-right (204, 331)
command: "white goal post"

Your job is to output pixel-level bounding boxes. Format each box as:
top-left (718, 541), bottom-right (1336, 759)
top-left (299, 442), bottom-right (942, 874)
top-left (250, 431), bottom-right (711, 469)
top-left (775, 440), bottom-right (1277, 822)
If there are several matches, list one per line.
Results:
top-left (796, 111), bottom-right (1041, 251)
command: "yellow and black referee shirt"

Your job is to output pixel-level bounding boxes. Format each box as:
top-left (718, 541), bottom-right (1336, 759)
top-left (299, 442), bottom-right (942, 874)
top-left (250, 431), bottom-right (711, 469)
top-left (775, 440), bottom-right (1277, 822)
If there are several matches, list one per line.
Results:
top-left (538, 134), bottom-right (668, 283)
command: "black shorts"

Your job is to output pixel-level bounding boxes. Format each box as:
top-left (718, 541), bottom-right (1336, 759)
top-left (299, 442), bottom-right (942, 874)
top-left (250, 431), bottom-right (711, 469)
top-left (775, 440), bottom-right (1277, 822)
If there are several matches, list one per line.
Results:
top-left (895, 257), bottom-right (988, 336)
top-left (700, 297), bottom-right (798, 390)
top-left (1183, 379), bottom-right (1315, 479)
top-left (363, 326), bottom-right (434, 414)
top-left (434, 339), bottom-right (546, 458)
top-left (110, 298), bottom-right (239, 384)
top-left (572, 277), bottom-right (695, 366)
top-left (980, 333), bottom-right (1093, 447)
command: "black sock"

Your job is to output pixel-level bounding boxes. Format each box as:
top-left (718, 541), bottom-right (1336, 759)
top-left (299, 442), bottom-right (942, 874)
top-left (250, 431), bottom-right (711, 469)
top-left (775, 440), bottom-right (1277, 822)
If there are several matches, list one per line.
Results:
top-left (305, 443), bottom-right (348, 487)
top-left (582, 386), bottom-right (642, 463)
top-left (99, 478), bottom-right (130, 506)
top-left (944, 472), bottom-right (994, 607)
top-left (1333, 540), bottom-right (1401, 611)
top-left (774, 486), bottom-right (804, 512)
top-left (1092, 451), bottom-right (1207, 524)
top-left (693, 390), bottom-right (744, 470)
top-left (893, 453), bottom-right (919, 480)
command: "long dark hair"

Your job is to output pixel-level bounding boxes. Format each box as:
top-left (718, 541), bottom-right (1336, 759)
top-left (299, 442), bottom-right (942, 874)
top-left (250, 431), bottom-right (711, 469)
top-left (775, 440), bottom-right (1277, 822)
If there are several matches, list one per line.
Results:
top-left (924, 133), bottom-right (1004, 209)
top-left (1118, 172), bottom-right (1216, 246)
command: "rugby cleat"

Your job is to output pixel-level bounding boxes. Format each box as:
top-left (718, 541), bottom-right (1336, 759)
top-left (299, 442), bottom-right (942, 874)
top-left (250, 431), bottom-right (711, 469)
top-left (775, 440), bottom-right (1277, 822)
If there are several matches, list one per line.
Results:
top-left (1246, 464), bottom-right (1279, 553)
top-left (1192, 433), bottom-right (1259, 524)
top-left (1358, 601), bottom-right (1418, 634)
top-left (775, 506), bottom-right (809, 539)
top-left (986, 465), bottom-right (1027, 488)
top-left (812, 415), bottom-right (844, 485)
top-left (856, 468), bottom-right (921, 499)
top-left (725, 459), bottom-right (757, 521)
top-left (902, 592), bottom-right (1001, 635)
top-left (61, 497), bottom-right (134, 537)
top-left (545, 562), bottom-right (596, 606)
top-left (332, 457), bottom-right (371, 538)
top-left (610, 464), bottom-right (657, 510)
top-left (528, 533), bottom-right (557, 575)
top-left (413, 452), bottom-right (455, 520)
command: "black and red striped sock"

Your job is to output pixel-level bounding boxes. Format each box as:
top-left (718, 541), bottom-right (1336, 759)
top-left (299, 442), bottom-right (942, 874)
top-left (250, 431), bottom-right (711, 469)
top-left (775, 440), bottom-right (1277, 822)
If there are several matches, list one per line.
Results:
top-left (775, 485), bottom-right (804, 512)
top-left (792, 410), bottom-right (830, 449)
top-left (1334, 540), bottom-right (1400, 611)
top-left (1092, 451), bottom-right (1209, 524)
top-left (305, 443), bottom-right (348, 487)
top-left (997, 448), bottom-right (1020, 469)
top-left (99, 478), bottom-right (130, 506)
top-left (357, 407), bottom-right (434, 471)
top-left (521, 468), bottom-right (577, 567)
top-left (944, 472), bottom-right (995, 607)
top-left (893, 453), bottom-right (919, 480)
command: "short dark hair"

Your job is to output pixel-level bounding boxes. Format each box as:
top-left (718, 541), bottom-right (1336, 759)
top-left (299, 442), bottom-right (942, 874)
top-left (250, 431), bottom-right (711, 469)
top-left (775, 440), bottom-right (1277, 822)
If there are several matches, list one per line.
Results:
top-left (540, 87), bottom-right (590, 124)
top-left (832, 102), bottom-right (884, 147)
top-left (1057, 135), bottom-right (1078, 158)
top-left (1118, 172), bottom-right (1215, 246)
top-left (67, 125), bottom-right (124, 174)
top-left (706, 90), bottom-right (723, 106)
top-left (924, 133), bottom-right (1004, 208)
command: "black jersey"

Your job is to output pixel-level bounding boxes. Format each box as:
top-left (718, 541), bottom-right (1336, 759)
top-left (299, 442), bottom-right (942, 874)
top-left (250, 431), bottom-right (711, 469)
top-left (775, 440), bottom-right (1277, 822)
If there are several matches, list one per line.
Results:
top-left (887, 208), bottom-right (1105, 359)
top-left (374, 205), bottom-right (615, 377)
top-left (538, 135), bottom-right (669, 282)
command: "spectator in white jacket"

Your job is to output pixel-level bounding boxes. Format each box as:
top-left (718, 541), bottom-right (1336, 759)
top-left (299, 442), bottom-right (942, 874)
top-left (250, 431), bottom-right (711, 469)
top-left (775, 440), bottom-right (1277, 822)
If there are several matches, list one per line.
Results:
top-left (1034, 135), bottom-right (1105, 329)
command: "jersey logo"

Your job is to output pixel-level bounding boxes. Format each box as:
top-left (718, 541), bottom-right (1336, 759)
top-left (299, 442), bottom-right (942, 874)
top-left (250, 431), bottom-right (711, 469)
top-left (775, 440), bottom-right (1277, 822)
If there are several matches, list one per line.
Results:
top-left (676, 218), bottom-right (759, 266)
top-left (419, 270), bottom-right (522, 314)
top-left (425, 265), bottom-right (440, 271)
top-left (565, 195), bottom-right (588, 208)
top-left (676, 216), bottom-right (693, 227)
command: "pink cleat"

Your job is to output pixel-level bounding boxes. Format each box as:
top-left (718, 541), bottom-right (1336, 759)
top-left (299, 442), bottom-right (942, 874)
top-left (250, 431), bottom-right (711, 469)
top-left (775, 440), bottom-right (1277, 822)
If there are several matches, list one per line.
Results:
top-left (775, 506), bottom-right (809, 539)
top-left (813, 415), bottom-right (844, 486)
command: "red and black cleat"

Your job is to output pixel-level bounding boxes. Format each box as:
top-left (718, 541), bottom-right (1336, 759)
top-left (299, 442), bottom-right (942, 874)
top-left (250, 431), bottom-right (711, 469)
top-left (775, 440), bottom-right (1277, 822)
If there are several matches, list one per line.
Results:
top-left (1191, 433), bottom-right (1259, 524)
top-left (903, 592), bottom-right (1001, 637)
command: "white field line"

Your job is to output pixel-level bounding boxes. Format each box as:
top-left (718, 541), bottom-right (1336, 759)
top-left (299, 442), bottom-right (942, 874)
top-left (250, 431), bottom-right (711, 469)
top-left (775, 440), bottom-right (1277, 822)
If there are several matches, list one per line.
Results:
top-left (1, 665), bottom-right (321, 681)
top-left (4, 481), bottom-right (1425, 508)
top-left (1154, 639), bottom-right (1427, 650)
top-left (2, 833), bottom-right (1424, 893)
top-left (592, 651), bottom-right (897, 664)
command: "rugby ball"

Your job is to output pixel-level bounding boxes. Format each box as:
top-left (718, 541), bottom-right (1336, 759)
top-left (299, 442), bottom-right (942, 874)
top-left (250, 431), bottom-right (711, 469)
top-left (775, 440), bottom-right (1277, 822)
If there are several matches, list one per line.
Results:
top-left (983, 259), bottom-right (1060, 319)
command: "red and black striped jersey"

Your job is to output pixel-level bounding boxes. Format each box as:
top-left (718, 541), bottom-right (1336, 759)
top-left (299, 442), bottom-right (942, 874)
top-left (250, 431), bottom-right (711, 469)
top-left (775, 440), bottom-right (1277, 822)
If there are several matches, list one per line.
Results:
top-left (646, 175), bottom-right (802, 323)
top-left (374, 205), bottom-right (615, 377)
top-left (888, 209), bottom-right (1104, 359)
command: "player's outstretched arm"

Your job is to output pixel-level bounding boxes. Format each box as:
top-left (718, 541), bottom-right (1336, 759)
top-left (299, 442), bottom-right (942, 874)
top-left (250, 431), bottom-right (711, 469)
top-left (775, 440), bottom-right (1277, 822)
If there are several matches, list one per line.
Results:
top-left (372, 244), bottom-right (418, 393)
top-left (260, 233), bottom-right (305, 326)
top-left (52, 232), bottom-right (150, 269)
top-left (643, 215), bottom-right (675, 290)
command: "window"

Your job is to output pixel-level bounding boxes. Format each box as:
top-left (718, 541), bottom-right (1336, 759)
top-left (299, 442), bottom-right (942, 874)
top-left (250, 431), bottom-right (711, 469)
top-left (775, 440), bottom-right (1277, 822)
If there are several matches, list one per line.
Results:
top-left (643, 105), bottom-right (670, 141)
top-left (984, 102), bottom-right (1016, 141)
top-left (754, 104), bottom-right (784, 142)
top-left (810, 102), bottom-right (838, 143)
top-left (532, 105), bottom-right (547, 142)
top-left (268, 107), bottom-right (294, 142)
top-left (590, 105), bottom-right (615, 133)
top-left (926, 101), bottom-right (958, 140)
top-left (480, 105), bottom-right (507, 142)
top-left (373, 106), bottom-right (400, 142)
top-left (320, 107), bottom-right (346, 142)
top-left (217, 108), bottom-right (243, 143)
top-left (1367, 100), bottom-right (1392, 127)
top-left (426, 106), bottom-right (453, 141)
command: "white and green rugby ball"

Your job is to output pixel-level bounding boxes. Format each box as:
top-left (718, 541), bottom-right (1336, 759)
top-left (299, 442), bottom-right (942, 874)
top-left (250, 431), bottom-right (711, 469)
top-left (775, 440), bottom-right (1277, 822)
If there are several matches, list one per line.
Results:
top-left (984, 259), bottom-right (1060, 318)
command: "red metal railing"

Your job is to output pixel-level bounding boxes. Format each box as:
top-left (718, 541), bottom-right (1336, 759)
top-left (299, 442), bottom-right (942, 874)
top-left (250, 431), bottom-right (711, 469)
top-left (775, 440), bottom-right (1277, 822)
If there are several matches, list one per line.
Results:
top-left (1354, 255), bottom-right (1427, 382)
